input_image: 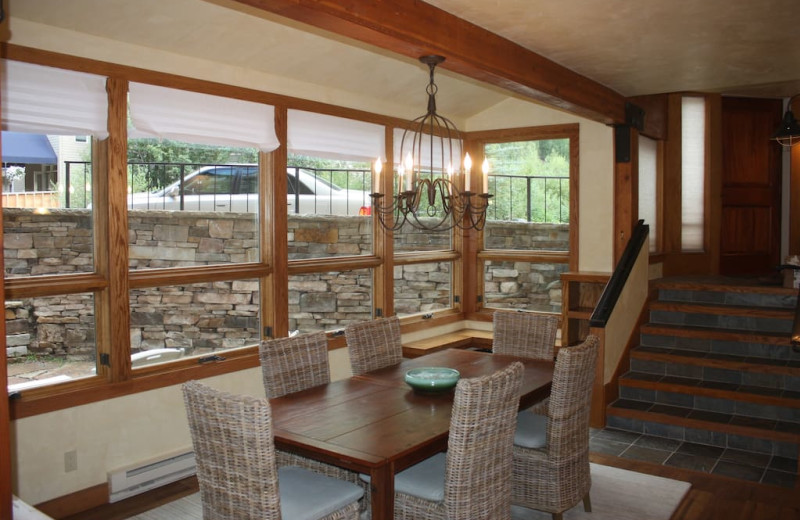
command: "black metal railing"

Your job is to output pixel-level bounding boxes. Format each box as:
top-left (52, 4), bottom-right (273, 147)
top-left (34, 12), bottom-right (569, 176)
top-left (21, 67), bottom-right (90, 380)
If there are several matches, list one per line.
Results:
top-left (61, 161), bottom-right (570, 222)
top-left (487, 173), bottom-right (569, 223)
top-left (590, 219), bottom-right (649, 328)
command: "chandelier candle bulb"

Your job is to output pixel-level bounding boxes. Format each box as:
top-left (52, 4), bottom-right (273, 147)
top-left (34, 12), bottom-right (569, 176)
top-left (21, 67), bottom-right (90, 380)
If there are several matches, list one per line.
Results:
top-left (464, 152), bottom-right (472, 192)
top-left (373, 158), bottom-right (382, 192)
top-left (482, 158), bottom-right (490, 194)
top-left (404, 152), bottom-right (414, 191)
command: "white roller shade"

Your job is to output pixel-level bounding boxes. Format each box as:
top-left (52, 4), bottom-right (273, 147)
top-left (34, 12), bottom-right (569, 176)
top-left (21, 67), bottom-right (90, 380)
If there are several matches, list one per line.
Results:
top-left (1, 59), bottom-right (109, 138)
top-left (681, 97), bottom-right (706, 251)
top-left (638, 136), bottom-right (658, 252)
top-left (288, 109), bottom-right (384, 161)
top-left (129, 83), bottom-right (279, 152)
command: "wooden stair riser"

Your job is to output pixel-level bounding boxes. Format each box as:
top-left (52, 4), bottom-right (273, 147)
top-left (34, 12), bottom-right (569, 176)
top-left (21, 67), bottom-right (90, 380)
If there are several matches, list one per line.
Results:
top-left (607, 280), bottom-right (800, 461)
top-left (606, 409), bottom-right (800, 459)
top-left (618, 384), bottom-right (800, 424)
top-left (639, 324), bottom-right (791, 346)
top-left (629, 355), bottom-right (800, 390)
top-left (640, 332), bottom-right (800, 361)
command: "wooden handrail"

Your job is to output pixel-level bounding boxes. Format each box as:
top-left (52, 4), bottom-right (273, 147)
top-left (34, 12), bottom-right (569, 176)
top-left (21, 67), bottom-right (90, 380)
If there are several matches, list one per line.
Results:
top-left (589, 219), bottom-right (649, 328)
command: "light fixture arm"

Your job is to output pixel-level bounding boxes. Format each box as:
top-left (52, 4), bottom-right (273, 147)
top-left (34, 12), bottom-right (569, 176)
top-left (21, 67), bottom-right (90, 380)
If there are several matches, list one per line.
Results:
top-left (369, 55), bottom-right (492, 233)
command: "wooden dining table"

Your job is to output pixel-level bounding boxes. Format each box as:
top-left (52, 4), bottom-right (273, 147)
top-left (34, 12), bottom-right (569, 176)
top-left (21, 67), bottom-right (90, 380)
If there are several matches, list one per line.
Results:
top-left (269, 348), bottom-right (555, 520)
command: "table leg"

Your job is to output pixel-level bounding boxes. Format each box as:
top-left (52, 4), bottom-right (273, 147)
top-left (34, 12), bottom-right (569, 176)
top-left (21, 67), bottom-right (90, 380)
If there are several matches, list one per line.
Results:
top-left (369, 463), bottom-right (394, 520)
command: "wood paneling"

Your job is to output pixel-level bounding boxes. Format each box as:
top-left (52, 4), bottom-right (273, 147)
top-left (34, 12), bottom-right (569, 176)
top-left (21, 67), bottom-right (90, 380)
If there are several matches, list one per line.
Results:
top-left (628, 94), bottom-right (668, 140)
top-left (662, 94), bottom-right (683, 255)
top-left (105, 77), bottom-right (131, 383)
top-left (791, 123), bottom-right (800, 256)
top-left (614, 128), bottom-right (638, 264)
top-left (229, 0), bottom-right (626, 125)
top-left (719, 97), bottom-right (782, 275)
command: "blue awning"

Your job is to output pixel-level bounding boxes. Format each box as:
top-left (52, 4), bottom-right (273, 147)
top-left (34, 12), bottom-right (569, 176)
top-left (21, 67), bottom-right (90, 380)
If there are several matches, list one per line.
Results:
top-left (2, 131), bottom-right (57, 164)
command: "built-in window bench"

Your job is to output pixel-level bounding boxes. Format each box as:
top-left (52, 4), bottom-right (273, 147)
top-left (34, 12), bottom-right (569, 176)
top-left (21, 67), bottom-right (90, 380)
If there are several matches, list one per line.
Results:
top-left (402, 329), bottom-right (493, 358)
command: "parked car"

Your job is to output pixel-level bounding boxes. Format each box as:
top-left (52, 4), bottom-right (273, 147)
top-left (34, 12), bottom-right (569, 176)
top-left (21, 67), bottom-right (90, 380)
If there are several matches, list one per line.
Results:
top-left (127, 164), bottom-right (371, 216)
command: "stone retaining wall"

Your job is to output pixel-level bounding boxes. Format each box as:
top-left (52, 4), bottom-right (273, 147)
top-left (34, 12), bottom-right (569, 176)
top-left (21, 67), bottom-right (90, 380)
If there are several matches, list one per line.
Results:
top-left (4, 208), bottom-right (568, 360)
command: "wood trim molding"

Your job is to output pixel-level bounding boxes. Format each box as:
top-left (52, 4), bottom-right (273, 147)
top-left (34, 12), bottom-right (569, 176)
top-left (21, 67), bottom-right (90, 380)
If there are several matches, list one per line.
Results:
top-left (34, 483), bottom-right (109, 519)
top-left (10, 349), bottom-right (262, 420)
top-left (588, 326), bottom-right (606, 428)
top-left (228, 0), bottom-right (626, 125)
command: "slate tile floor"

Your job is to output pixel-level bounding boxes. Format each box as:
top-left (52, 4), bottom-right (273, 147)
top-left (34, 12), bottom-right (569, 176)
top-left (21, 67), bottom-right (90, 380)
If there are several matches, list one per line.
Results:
top-left (590, 428), bottom-right (798, 488)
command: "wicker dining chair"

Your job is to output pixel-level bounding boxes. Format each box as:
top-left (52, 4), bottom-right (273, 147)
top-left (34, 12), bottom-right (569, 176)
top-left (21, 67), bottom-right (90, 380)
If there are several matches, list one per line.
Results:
top-left (259, 332), bottom-right (362, 485)
top-left (510, 335), bottom-right (599, 520)
top-left (493, 310), bottom-right (559, 414)
top-left (492, 311), bottom-right (559, 360)
top-left (344, 316), bottom-right (403, 375)
top-left (182, 380), bottom-right (363, 520)
top-left (388, 361), bottom-right (524, 520)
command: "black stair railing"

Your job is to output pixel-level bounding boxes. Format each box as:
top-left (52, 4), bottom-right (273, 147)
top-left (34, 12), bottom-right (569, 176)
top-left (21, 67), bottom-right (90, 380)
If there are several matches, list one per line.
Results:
top-left (589, 219), bottom-right (649, 328)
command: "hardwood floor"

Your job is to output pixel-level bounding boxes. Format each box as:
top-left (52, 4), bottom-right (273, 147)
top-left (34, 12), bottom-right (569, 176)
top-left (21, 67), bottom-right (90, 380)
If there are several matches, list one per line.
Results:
top-left (62, 453), bottom-right (800, 520)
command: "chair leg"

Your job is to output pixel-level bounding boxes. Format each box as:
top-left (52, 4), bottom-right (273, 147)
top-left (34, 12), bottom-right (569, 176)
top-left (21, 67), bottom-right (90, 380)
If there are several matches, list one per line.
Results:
top-left (551, 514), bottom-right (563, 520)
top-left (583, 493), bottom-right (592, 512)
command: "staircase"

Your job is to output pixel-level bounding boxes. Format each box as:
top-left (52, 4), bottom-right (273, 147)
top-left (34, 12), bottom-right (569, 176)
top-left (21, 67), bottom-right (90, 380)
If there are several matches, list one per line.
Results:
top-left (606, 278), bottom-right (800, 461)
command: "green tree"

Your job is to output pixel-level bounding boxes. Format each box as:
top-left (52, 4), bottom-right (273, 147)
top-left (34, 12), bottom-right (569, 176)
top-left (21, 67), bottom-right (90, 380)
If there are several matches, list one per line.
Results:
top-left (485, 139), bottom-right (569, 223)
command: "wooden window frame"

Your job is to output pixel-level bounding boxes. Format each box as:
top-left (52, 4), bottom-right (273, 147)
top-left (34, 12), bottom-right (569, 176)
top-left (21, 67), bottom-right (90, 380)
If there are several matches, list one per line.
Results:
top-left (468, 125), bottom-right (580, 321)
top-left (4, 47), bottom-right (582, 419)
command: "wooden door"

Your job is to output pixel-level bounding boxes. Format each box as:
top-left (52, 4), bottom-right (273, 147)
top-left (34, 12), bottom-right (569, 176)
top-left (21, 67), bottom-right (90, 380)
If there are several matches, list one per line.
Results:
top-left (719, 97), bottom-right (783, 276)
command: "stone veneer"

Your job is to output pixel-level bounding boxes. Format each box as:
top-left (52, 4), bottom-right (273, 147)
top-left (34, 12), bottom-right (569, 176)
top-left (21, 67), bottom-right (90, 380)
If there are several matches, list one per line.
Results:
top-left (4, 208), bottom-right (568, 360)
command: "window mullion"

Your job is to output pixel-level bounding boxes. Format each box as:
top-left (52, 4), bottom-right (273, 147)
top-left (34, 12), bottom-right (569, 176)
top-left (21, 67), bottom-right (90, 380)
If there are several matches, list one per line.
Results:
top-left (105, 76), bottom-right (132, 383)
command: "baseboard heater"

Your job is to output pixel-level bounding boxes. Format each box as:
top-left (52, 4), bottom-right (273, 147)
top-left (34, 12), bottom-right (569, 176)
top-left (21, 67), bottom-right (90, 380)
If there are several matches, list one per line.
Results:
top-left (108, 450), bottom-right (196, 503)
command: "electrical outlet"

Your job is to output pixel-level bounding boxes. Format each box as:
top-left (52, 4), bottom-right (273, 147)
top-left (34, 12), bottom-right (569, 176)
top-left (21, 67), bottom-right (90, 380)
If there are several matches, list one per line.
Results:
top-left (64, 450), bottom-right (77, 473)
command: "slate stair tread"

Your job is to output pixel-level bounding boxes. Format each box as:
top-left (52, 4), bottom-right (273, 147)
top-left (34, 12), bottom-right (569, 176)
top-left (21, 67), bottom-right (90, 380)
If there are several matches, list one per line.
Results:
top-left (608, 279), bottom-right (800, 459)
top-left (620, 370), bottom-right (800, 408)
top-left (607, 401), bottom-right (800, 444)
top-left (631, 346), bottom-right (800, 375)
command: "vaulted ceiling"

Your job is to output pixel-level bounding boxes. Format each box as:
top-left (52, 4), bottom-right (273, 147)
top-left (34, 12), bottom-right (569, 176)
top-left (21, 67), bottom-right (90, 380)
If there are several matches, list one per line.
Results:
top-left (8, 0), bottom-right (799, 124)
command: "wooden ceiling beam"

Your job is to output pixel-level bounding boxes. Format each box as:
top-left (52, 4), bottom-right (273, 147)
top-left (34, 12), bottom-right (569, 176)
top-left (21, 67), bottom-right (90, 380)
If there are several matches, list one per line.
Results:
top-left (229, 0), bottom-right (626, 125)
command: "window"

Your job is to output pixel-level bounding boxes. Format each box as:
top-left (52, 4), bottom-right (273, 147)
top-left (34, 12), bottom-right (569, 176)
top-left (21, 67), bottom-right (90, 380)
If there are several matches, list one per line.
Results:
top-left (286, 110), bottom-right (377, 260)
top-left (394, 261), bottom-right (452, 317)
top-left (681, 96), bottom-right (706, 251)
top-left (129, 279), bottom-right (260, 365)
top-left (484, 138), bottom-right (571, 239)
top-left (2, 60), bottom-right (108, 388)
top-left (288, 268), bottom-right (373, 333)
top-left (478, 126), bottom-right (578, 314)
top-left (638, 136), bottom-right (659, 252)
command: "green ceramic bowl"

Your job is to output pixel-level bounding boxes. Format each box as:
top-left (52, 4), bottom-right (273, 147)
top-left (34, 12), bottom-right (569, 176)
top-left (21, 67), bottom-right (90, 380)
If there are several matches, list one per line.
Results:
top-left (404, 367), bottom-right (460, 394)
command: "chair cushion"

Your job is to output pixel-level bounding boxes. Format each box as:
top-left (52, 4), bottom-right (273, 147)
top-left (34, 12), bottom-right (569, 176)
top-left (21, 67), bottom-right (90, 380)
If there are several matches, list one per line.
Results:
top-left (279, 466), bottom-right (364, 520)
top-left (514, 411), bottom-right (547, 449)
top-left (360, 452), bottom-right (447, 503)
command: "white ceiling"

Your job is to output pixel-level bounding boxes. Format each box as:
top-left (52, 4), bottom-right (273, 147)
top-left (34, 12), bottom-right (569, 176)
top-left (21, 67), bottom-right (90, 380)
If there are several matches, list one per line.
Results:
top-left (8, 0), bottom-right (800, 123)
top-left (426, 0), bottom-right (800, 99)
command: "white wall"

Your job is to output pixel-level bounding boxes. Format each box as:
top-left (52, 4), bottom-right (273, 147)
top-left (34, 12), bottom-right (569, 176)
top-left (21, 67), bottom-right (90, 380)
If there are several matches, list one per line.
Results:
top-left (467, 98), bottom-right (615, 272)
top-left (7, 12), bottom-right (616, 508)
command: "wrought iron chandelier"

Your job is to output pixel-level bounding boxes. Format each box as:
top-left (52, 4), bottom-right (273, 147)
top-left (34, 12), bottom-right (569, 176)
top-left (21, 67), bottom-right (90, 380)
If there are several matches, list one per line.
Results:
top-left (370, 55), bottom-right (491, 232)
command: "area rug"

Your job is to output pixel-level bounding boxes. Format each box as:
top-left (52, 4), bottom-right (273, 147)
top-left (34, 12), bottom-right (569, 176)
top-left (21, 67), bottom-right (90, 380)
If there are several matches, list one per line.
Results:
top-left (511, 463), bottom-right (691, 520)
top-left (130, 463), bottom-right (690, 520)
